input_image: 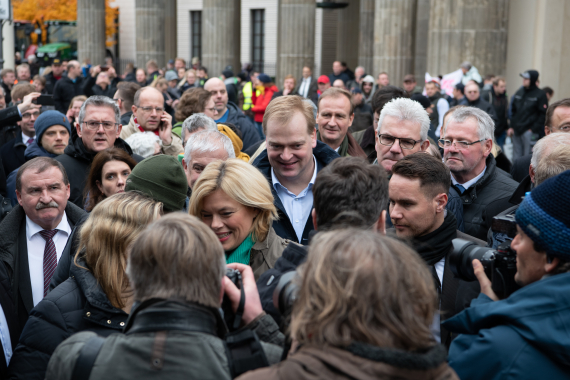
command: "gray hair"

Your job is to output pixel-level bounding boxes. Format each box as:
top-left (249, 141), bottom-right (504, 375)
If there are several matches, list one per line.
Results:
top-left (461, 61), bottom-right (472, 71)
top-left (125, 132), bottom-right (162, 158)
top-left (445, 106), bottom-right (495, 141)
top-left (181, 113), bottom-right (217, 142)
top-left (378, 98), bottom-right (430, 141)
top-left (531, 132), bottom-right (570, 169)
top-left (78, 95), bottom-right (121, 130)
top-left (184, 130), bottom-right (235, 164)
top-left (535, 145), bottom-right (570, 186)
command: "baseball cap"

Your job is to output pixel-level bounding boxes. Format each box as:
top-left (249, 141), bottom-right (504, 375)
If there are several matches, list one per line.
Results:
top-left (164, 71), bottom-right (178, 81)
top-left (52, 59), bottom-right (61, 65)
top-left (520, 71), bottom-right (531, 79)
top-left (318, 75), bottom-right (330, 84)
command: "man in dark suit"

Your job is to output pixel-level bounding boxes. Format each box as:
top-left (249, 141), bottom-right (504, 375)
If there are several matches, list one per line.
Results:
top-left (0, 157), bottom-right (86, 339)
top-left (295, 66), bottom-right (318, 100)
top-left (389, 153), bottom-right (484, 348)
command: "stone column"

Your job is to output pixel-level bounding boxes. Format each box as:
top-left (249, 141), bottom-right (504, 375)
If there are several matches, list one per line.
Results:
top-left (202, 0), bottom-right (240, 79)
top-left (277, 0), bottom-right (315, 84)
top-left (427, 0), bottom-right (509, 77)
top-left (77, 0), bottom-right (106, 66)
top-left (358, 0), bottom-right (375, 73)
top-left (337, 0), bottom-right (360, 70)
top-left (164, 0), bottom-right (177, 63)
top-left (414, 0), bottom-right (430, 78)
top-left (135, 0), bottom-right (166, 70)
top-left (373, 0), bottom-right (417, 85)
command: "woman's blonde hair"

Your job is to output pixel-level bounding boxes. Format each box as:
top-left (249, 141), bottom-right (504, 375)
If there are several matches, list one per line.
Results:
top-left (74, 191), bottom-right (163, 309)
top-left (177, 69), bottom-right (197, 89)
top-left (291, 229), bottom-right (437, 351)
top-left (188, 159), bottom-right (277, 243)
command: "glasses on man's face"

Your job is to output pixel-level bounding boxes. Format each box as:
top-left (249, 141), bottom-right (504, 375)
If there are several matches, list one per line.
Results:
top-left (83, 121), bottom-right (118, 130)
top-left (22, 111), bottom-right (40, 120)
top-left (205, 107), bottom-right (219, 115)
top-left (138, 106), bottom-right (164, 114)
top-left (378, 134), bottom-right (422, 150)
top-left (438, 138), bottom-right (486, 150)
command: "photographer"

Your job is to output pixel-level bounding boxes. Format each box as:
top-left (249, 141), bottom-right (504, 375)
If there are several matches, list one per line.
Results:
top-left (240, 229), bottom-right (458, 379)
top-left (443, 171), bottom-right (570, 380)
top-left (46, 213), bottom-right (282, 380)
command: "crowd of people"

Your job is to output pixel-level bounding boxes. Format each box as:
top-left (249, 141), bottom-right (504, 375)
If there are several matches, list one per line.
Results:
top-left (0, 53), bottom-right (568, 380)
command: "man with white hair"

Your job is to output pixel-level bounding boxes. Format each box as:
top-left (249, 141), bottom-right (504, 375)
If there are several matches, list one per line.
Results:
top-left (180, 113), bottom-right (218, 146)
top-left (440, 106), bottom-right (518, 240)
top-left (183, 130), bottom-right (235, 190)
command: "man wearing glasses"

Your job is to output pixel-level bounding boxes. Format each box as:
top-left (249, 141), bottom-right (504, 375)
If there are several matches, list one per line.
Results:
top-left (440, 107), bottom-right (517, 240)
top-left (120, 87), bottom-right (184, 157)
top-left (56, 96), bottom-right (144, 208)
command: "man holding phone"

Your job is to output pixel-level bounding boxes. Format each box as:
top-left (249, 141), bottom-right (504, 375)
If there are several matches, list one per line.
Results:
top-left (120, 87), bottom-right (184, 157)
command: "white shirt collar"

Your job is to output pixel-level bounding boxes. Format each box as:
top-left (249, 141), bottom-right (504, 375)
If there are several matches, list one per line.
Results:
top-left (22, 132), bottom-right (34, 146)
top-left (451, 166), bottom-right (487, 190)
top-left (271, 155), bottom-right (317, 191)
top-left (26, 211), bottom-right (72, 240)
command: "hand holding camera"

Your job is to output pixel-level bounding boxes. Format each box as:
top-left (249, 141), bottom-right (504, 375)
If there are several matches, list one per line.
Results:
top-left (223, 264), bottom-right (264, 328)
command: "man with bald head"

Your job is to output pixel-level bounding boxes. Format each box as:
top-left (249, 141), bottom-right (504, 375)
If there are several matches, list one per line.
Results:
top-left (53, 60), bottom-right (84, 113)
top-left (120, 86), bottom-right (184, 157)
top-left (464, 82), bottom-right (498, 125)
top-left (204, 77), bottom-right (260, 149)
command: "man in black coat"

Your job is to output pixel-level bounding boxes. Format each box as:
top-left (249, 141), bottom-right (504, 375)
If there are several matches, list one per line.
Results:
top-left (481, 77), bottom-right (509, 148)
top-left (43, 59), bottom-right (65, 95)
top-left (53, 60), bottom-right (84, 114)
top-left (252, 95), bottom-right (339, 245)
top-left (389, 153), bottom-right (484, 348)
top-left (55, 96), bottom-right (143, 208)
top-left (464, 82), bottom-right (498, 125)
top-left (81, 65), bottom-right (121, 98)
top-left (508, 70), bottom-right (548, 160)
top-left (442, 106), bottom-right (518, 240)
top-left (257, 156), bottom-right (388, 324)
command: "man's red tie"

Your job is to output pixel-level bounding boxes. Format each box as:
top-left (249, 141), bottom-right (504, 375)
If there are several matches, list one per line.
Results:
top-left (39, 230), bottom-right (58, 297)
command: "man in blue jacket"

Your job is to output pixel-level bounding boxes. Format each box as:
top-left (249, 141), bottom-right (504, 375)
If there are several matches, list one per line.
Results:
top-left (252, 95), bottom-right (339, 245)
top-left (444, 170), bottom-right (570, 380)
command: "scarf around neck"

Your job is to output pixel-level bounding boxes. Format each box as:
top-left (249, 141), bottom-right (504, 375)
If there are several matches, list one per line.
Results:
top-left (411, 213), bottom-right (457, 266)
top-left (225, 234), bottom-right (255, 265)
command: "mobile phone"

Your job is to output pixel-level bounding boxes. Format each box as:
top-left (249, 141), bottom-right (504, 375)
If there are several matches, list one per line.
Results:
top-left (100, 66), bottom-right (109, 72)
top-left (33, 95), bottom-right (54, 106)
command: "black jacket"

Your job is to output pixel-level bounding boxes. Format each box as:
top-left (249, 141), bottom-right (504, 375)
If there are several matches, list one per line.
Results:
top-left (43, 72), bottom-right (61, 95)
top-left (510, 85), bottom-right (548, 136)
top-left (120, 111), bottom-right (133, 127)
top-left (7, 255), bottom-right (128, 380)
top-left (225, 101), bottom-right (261, 150)
top-left (0, 106), bottom-right (22, 129)
top-left (81, 75), bottom-right (121, 98)
top-left (510, 153), bottom-right (532, 183)
top-left (53, 76), bottom-right (85, 113)
top-left (55, 135), bottom-right (143, 208)
top-left (481, 87), bottom-right (509, 136)
top-left (252, 140), bottom-right (339, 245)
top-left (0, 133), bottom-right (27, 175)
top-left (0, 202), bottom-right (86, 336)
top-left (1, 82), bottom-right (12, 105)
top-left (452, 155), bottom-right (518, 240)
top-left (466, 97), bottom-right (498, 126)
top-left (351, 102), bottom-right (373, 134)
top-left (0, 264), bottom-right (18, 378)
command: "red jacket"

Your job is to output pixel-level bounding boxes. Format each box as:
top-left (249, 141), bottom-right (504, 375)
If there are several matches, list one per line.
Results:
top-left (251, 85), bottom-right (278, 122)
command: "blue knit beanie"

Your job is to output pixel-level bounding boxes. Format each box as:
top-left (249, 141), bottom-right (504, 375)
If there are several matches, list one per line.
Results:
top-left (34, 110), bottom-right (71, 146)
top-left (515, 170), bottom-right (570, 259)
top-left (258, 74), bottom-right (271, 84)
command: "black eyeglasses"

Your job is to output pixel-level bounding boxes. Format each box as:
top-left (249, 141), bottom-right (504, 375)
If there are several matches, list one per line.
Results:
top-left (377, 134), bottom-right (423, 150)
top-left (438, 138), bottom-right (486, 150)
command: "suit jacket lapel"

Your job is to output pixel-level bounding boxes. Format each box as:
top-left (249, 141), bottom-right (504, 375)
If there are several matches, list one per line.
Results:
top-left (18, 225), bottom-right (34, 315)
top-left (440, 253), bottom-right (460, 347)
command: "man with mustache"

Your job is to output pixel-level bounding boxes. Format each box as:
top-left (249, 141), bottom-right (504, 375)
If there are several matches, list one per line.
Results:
top-left (441, 106), bottom-right (518, 240)
top-left (0, 157), bottom-right (86, 364)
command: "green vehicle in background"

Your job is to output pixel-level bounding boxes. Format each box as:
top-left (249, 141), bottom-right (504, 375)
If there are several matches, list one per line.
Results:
top-left (36, 42), bottom-right (74, 66)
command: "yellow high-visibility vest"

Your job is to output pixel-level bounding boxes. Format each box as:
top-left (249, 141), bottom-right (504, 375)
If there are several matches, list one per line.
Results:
top-left (243, 81), bottom-right (253, 110)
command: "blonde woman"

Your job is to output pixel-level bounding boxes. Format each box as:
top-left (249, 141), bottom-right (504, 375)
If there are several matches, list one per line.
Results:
top-left (7, 192), bottom-right (163, 380)
top-left (239, 230), bottom-right (458, 380)
top-left (189, 158), bottom-right (290, 279)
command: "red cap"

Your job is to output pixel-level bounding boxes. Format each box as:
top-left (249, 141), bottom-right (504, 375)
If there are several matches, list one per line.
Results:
top-left (318, 75), bottom-right (330, 84)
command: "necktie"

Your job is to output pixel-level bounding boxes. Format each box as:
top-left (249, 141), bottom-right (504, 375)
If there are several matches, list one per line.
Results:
top-left (27, 138), bottom-right (34, 145)
top-left (456, 184), bottom-right (466, 194)
top-left (39, 230), bottom-right (58, 297)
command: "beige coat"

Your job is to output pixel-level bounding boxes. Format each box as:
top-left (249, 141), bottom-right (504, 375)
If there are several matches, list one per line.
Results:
top-left (120, 114), bottom-right (184, 157)
top-left (250, 228), bottom-right (294, 280)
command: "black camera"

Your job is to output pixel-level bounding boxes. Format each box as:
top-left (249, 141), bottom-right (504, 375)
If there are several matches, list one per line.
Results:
top-left (222, 268), bottom-right (243, 331)
top-left (272, 271), bottom-right (299, 317)
top-left (449, 239), bottom-right (520, 299)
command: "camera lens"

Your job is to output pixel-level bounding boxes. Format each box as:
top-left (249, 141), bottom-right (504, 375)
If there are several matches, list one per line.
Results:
top-left (449, 238), bottom-right (497, 281)
top-left (273, 271), bottom-right (298, 316)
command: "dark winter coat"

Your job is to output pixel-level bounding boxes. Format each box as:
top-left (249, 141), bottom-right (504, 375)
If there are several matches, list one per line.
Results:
top-left (225, 101), bottom-right (261, 150)
top-left (81, 75), bottom-right (121, 98)
top-left (510, 153), bottom-right (532, 183)
top-left (55, 135), bottom-right (143, 208)
top-left (43, 71), bottom-right (61, 95)
top-left (481, 87), bottom-right (509, 137)
top-left (510, 84), bottom-right (548, 136)
top-left (466, 97), bottom-right (498, 126)
top-left (1, 82), bottom-right (12, 104)
top-left (452, 155), bottom-right (518, 241)
top-left (53, 76), bottom-right (85, 114)
top-left (444, 272), bottom-right (570, 380)
top-left (351, 102), bottom-right (373, 134)
top-left (252, 140), bottom-right (339, 244)
top-left (7, 255), bottom-right (129, 380)
top-left (0, 133), bottom-right (27, 175)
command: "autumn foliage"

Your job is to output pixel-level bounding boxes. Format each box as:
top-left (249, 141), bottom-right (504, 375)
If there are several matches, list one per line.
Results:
top-left (13, 0), bottom-right (119, 47)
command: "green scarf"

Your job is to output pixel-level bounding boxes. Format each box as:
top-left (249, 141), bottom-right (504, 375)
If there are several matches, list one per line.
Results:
top-left (317, 131), bottom-right (349, 156)
top-left (225, 234), bottom-right (255, 265)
